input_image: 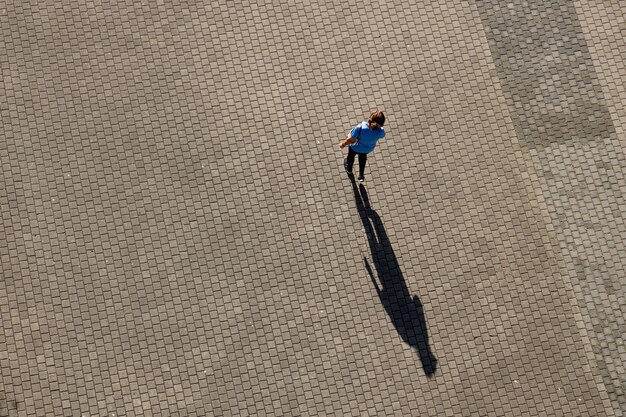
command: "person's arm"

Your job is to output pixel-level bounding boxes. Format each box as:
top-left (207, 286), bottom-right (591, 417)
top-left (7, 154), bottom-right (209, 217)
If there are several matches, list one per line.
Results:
top-left (339, 135), bottom-right (356, 148)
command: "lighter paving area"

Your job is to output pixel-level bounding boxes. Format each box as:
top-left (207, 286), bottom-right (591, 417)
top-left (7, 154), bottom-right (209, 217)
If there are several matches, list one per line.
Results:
top-left (573, 7), bottom-right (626, 409)
top-left (1, 1), bottom-right (624, 416)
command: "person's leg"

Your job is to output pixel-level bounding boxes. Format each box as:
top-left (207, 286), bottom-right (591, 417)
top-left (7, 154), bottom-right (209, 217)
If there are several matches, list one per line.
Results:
top-left (358, 152), bottom-right (367, 180)
top-left (345, 147), bottom-right (357, 174)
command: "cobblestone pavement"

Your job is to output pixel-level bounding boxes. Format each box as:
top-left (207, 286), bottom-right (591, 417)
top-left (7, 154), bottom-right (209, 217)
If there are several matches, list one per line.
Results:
top-left (1, 1), bottom-right (624, 416)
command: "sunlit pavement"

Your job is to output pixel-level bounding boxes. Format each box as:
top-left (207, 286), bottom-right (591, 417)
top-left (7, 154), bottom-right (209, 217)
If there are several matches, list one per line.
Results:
top-left (1, 1), bottom-right (624, 416)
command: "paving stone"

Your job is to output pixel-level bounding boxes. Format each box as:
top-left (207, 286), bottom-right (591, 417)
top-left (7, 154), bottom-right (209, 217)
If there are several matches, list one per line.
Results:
top-left (476, 1), bottom-right (626, 415)
top-left (1, 1), bottom-right (624, 416)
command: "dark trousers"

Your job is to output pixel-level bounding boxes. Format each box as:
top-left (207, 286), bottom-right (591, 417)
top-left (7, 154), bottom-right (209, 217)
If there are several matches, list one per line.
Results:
top-left (346, 147), bottom-right (367, 177)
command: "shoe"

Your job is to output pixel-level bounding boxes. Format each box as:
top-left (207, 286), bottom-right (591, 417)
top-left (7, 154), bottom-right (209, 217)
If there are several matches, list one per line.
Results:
top-left (344, 158), bottom-right (353, 176)
top-left (357, 175), bottom-right (364, 183)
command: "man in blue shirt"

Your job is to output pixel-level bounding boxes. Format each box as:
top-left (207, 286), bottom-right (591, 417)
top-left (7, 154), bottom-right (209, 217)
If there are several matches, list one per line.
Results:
top-left (340, 110), bottom-right (386, 183)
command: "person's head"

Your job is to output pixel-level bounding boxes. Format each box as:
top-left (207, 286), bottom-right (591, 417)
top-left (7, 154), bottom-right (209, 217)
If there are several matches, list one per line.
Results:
top-left (368, 110), bottom-right (385, 130)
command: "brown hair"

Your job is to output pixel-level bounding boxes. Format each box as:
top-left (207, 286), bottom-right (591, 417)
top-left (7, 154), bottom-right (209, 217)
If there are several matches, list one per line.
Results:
top-left (368, 110), bottom-right (385, 130)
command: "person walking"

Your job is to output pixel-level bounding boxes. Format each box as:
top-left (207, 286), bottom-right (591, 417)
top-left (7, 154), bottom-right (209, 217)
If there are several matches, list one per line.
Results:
top-left (340, 110), bottom-right (386, 183)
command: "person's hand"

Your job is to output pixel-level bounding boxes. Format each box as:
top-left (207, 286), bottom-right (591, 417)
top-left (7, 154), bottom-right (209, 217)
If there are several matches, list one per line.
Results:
top-left (340, 136), bottom-right (355, 149)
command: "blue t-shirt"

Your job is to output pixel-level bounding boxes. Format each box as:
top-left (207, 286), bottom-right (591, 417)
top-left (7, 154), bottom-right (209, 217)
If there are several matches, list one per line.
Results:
top-left (349, 121), bottom-right (385, 154)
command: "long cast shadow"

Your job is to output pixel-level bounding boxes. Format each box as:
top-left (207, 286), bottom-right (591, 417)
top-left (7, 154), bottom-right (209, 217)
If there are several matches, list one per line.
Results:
top-left (351, 178), bottom-right (437, 376)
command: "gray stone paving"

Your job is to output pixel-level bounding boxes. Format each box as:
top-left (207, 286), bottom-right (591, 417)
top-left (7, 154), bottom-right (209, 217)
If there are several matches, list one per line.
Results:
top-left (476, 1), bottom-right (626, 414)
top-left (1, 1), bottom-right (624, 416)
